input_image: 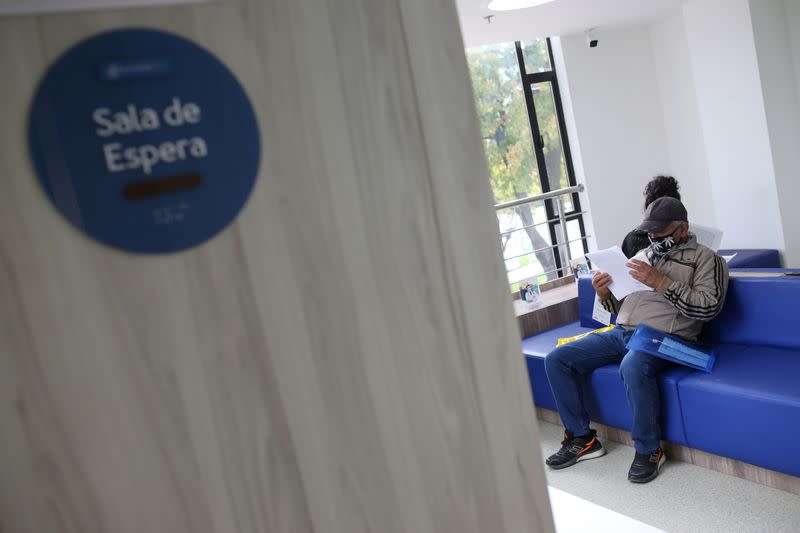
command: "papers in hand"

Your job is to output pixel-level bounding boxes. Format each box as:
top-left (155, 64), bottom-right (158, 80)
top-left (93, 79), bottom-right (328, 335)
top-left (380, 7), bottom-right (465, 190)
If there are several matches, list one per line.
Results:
top-left (630, 247), bottom-right (649, 264)
top-left (586, 245), bottom-right (653, 300)
top-left (592, 294), bottom-right (612, 325)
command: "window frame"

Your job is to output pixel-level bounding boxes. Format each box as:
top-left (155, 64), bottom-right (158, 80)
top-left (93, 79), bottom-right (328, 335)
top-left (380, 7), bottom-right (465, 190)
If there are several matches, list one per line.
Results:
top-left (514, 38), bottom-right (588, 278)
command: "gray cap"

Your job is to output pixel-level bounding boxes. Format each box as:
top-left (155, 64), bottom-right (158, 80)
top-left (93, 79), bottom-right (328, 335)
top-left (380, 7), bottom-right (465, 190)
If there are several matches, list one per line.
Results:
top-left (637, 197), bottom-right (688, 233)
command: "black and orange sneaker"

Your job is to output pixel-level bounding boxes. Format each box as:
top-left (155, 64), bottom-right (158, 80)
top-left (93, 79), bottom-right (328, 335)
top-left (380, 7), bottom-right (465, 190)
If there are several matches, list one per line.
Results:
top-left (545, 429), bottom-right (606, 470)
top-left (628, 447), bottom-right (666, 483)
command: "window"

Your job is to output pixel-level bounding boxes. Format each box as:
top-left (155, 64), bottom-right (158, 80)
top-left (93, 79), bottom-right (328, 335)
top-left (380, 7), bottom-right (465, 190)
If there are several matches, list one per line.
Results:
top-left (466, 38), bottom-right (587, 290)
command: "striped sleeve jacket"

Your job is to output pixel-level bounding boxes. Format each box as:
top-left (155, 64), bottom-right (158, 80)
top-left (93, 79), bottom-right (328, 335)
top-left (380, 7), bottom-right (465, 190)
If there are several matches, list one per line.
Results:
top-left (600, 235), bottom-right (729, 342)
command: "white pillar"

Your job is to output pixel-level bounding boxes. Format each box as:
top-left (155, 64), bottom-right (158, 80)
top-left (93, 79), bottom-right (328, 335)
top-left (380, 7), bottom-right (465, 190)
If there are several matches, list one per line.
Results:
top-left (749, 0), bottom-right (800, 265)
top-left (683, 0), bottom-right (787, 253)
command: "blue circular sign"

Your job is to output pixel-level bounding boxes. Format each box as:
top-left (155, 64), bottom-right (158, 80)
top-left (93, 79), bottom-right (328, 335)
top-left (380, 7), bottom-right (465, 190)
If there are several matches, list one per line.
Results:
top-left (28, 28), bottom-right (260, 254)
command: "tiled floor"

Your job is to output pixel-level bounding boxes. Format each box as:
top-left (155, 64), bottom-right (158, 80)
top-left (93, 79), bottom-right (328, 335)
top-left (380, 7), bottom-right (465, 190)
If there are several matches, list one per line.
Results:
top-left (549, 486), bottom-right (664, 532)
top-left (539, 420), bottom-right (800, 533)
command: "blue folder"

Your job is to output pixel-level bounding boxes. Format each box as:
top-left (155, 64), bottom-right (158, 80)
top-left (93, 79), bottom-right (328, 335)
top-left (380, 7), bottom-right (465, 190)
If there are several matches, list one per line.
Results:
top-left (626, 324), bottom-right (715, 373)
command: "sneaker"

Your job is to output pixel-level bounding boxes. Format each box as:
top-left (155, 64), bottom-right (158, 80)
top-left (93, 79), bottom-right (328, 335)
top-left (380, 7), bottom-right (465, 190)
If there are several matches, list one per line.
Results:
top-left (628, 448), bottom-right (666, 483)
top-left (546, 429), bottom-right (606, 470)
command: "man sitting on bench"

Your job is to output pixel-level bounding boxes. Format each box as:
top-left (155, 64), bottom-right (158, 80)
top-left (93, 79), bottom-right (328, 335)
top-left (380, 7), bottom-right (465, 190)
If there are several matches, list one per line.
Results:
top-left (543, 197), bottom-right (729, 483)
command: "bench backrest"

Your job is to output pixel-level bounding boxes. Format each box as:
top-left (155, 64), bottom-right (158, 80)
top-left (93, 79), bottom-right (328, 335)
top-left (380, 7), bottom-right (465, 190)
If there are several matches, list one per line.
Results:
top-left (702, 276), bottom-right (800, 350)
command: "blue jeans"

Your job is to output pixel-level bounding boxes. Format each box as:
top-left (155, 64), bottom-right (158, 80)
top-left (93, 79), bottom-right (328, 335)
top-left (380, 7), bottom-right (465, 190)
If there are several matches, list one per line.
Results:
top-left (544, 327), bottom-right (673, 453)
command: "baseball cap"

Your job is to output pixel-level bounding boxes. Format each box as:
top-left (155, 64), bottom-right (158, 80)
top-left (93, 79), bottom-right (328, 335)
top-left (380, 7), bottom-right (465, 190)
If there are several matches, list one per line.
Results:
top-left (636, 197), bottom-right (688, 233)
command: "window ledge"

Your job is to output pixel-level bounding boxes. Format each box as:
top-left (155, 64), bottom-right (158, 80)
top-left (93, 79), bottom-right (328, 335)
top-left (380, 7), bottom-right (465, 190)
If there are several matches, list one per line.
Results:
top-left (514, 281), bottom-right (579, 338)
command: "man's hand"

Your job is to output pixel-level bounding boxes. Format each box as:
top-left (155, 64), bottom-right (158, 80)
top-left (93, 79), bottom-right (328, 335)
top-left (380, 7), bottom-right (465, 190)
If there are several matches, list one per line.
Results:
top-left (592, 272), bottom-right (613, 300)
top-left (627, 259), bottom-right (665, 289)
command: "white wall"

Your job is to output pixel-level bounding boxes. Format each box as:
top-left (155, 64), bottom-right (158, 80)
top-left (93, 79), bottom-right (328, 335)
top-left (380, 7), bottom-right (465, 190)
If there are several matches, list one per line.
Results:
top-left (558, 27), bottom-right (670, 250)
top-left (649, 11), bottom-right (715, 227)
top-left (750, 0), bottom-right (800, 266)
top-left (682, 0), bottom-right (786, 252)
top-left (556, 1), bottom-right (797, 261)
top-left (789, 2), bottom-right (800, 99)
top-left (550, 37), bottom-right (598, 253)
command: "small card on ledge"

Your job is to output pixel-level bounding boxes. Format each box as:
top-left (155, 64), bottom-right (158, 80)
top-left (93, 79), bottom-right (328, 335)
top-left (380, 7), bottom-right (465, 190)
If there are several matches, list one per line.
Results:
top-left (518, 279), bottom-right (541, 309)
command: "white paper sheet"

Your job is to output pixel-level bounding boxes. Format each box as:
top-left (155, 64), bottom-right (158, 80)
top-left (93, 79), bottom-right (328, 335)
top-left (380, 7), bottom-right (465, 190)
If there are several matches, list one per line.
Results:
top-left (592, 294), bottom-right (612, 325)
top-left (586, 246), bottom-right (653, 300)
top-left (689, 223), bottom-right (724, 251)
top-left (631, 248), bottom-right (650, 265)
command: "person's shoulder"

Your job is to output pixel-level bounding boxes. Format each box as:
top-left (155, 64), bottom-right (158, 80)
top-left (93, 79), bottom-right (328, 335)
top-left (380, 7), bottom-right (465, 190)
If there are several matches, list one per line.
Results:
top-left (694, 242), bottom-right (712, 254)
top-left (694, 244), bottom-right (729, 270)
top-left (695, 243), bottom-right (721, 258)
top-left (679, 240), bottom-right (709, 261)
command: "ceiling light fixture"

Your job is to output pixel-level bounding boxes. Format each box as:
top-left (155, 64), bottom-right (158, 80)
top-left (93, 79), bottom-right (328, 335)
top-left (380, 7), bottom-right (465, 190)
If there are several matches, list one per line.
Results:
top-left (487, 0), bottom-right (556, 12)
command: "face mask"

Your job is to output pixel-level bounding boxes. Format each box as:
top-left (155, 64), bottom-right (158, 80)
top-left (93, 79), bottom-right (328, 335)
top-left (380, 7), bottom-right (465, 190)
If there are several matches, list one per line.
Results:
top-left (649, 227), bottom-right (680, 259)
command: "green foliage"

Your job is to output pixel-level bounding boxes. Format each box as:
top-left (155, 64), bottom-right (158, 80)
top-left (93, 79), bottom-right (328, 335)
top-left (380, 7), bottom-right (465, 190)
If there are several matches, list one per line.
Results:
top-left (466, 39), bottom-right (570, 290)
top-left (466, 39), bottom-right (567, 201)
top-left (532, 83), bottom-right (568, 191)
top-left (466, 43), bottom-right (540, 204)
top-left (520, 40), bottom-right (552, 74)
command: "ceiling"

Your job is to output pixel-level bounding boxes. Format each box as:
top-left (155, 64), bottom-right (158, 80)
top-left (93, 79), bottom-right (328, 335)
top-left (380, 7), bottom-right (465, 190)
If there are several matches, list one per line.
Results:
top-left (456, 0), bottom-right (685, 47)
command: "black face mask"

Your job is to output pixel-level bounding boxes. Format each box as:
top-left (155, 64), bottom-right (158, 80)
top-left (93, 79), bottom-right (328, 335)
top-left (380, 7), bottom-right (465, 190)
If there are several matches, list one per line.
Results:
top-left (649, 226), bottom-right (680, 260)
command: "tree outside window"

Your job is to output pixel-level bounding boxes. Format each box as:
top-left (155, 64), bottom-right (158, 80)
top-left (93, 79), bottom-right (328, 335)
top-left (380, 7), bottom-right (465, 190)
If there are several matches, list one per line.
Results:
top-left (467, 38), bottom-right (586, 289)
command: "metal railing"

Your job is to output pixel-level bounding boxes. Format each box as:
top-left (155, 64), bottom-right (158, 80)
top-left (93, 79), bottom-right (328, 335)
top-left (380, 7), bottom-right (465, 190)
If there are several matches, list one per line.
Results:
top-left (494, 184), bottom-right (587, 283)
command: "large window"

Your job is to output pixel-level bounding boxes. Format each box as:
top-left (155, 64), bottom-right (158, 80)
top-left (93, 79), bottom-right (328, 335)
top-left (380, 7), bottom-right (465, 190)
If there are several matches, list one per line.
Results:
top-left (467, 38), bottom-right (587, 290)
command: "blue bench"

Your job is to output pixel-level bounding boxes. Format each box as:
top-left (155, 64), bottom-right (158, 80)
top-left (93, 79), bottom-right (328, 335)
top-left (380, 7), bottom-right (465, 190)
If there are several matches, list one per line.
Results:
top-left (523, 273), bottom-right (800, 476)
top-left (718, 249), bottom-right (781, 268)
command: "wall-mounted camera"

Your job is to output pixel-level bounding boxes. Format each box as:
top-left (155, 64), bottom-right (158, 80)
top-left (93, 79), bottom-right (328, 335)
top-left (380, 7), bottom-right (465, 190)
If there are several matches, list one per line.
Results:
top-left (586, 28), bottom-right (598, 48)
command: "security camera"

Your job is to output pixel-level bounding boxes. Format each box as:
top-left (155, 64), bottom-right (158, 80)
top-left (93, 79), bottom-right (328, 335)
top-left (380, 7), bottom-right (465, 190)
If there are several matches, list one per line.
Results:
top-left (586, 28), bottom-right (598, 48)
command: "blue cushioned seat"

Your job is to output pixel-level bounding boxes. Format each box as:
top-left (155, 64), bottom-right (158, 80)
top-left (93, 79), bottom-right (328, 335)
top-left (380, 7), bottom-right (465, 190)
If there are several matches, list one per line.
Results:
top-left (702, 277), bottom-right (800, 350)
top-left (718, 249), bottom-right (781, 268)
top-left (523, 321), bottom-right (591, 410)
top-left (678, 344), bottom-right (800, 476)
top-left (521, 321), bottom-right (592, 358)
top-left (679, 276), bottom-right (800, 475)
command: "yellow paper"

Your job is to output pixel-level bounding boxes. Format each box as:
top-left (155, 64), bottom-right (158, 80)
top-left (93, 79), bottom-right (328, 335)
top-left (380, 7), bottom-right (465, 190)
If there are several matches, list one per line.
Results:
top-left (557, 325), bottom-right (616, 347)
